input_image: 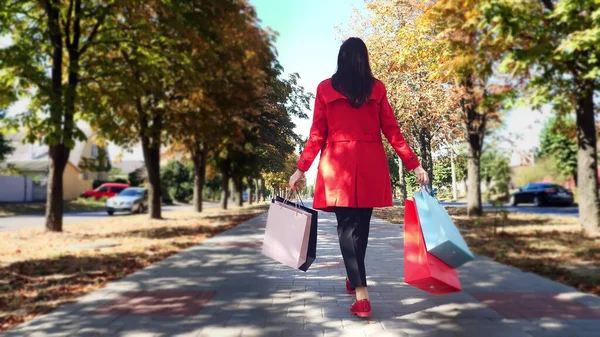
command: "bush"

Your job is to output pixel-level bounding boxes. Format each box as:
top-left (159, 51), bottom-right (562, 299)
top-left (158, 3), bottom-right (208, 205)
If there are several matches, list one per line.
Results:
top-left (128, 169), bottom-right (145, 187)
top-left (436, 188), bottom-right (453, 200)
top-left (161, 161), bottom-right (194, 202)
top-left (92, 180), bottom-right (106, 189)
top-left (93, 179), bottom-right (130, 189)
top-left (74, 197), bottom-right (107, 205)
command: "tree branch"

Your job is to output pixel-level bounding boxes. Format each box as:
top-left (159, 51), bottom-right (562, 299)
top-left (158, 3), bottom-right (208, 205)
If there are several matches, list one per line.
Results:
top-left (70, 0), bottom-right (81, 52)
top-left (540, 0), bottom-right (554, 11)
top-left (79, 5), bottom-right (110, 55)
top-left (4, 9), bottom-right (43, 22)
top-left (64, 0), bottom-right (74, 48)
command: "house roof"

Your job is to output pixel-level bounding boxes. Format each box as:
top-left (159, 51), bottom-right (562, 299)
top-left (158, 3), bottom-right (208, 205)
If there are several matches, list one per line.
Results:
top-left (4, 123), bottom-right (95, 172)
top-left (112, 160), bottom-right (146, 175)
top-left (0, 159), bottom-right (49, 172)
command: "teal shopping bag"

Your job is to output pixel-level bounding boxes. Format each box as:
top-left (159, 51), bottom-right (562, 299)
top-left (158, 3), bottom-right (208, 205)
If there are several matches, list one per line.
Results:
top-left (413, 186), bottom-right (474, 268)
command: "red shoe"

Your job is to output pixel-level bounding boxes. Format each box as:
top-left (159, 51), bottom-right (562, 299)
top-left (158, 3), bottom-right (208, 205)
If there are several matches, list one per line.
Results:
top-left (346, 279), bottom-right (356, 294)
top-left (350, 299), bottom-right (372, 318)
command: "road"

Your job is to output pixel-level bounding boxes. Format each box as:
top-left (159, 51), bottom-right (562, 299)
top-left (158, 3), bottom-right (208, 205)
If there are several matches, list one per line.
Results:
top-left (441, 201), bottom-right (579, 217)
top-left (305, 199), bottom-right (578, 218)
top-left (8, 199), bottom-right (571, 233)
top-left (0, 202), bottom-right (220, 232)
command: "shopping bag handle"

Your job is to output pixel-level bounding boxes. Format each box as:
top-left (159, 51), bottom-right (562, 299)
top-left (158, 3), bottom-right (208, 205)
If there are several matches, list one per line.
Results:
top-left (421, 184), bottom-right (433, 196)
top-left (295, 190), bottom-right (305, 207)
top-left (278, 191), bottom-right (301, 216)
top-left (420, 184), bottom-right (442, 204)
top-left (281, 190), bottom-right (305, 208)
top-left (284, 190), bottom-right (305, 207)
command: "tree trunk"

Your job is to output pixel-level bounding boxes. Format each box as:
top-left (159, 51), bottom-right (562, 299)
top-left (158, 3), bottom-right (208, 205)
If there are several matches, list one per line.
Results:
top-left (234, 176), bottom-right (243, 207)
top-left (398, 160), bottom-right (407, 204)
top-left (248, 178), bottom-right (255, 205)
top-left (220, 167), bottom-right (229, 210)
top-left (249, 185), bottom-right (254, 205)
top-left (451, 150), bottom-right (458, 201)
top-left (44, 0), bottom-right (65, 232)
top-left (462, 77), bottom-right (485, 217)
top-left (191, 143), bottom-right (207, 213)
top-left (426, 134), bottom-right (434, 185)
top-left (261, 179), bottom-right (267, 202)
top-left (467, 145), bottom-right (483, 216)
top-left (575, 81), bottom-right (600, 235)
top-left (419, 128), bottom-right (434, 187)
top-left (139, 109), bottom-right (162, 220)
top-left (254, 179), bottom-right (260, 203)
top-left (45, 145), bottom-right (69, 231)
top-left (230, 178), bottom-right (237, 204)
top-left (141, 140), bottom-right (161, 219)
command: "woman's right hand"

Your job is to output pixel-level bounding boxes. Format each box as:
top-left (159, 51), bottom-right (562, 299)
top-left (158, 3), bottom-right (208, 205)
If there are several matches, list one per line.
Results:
top-left (414, 166), bottom-right (429, 185)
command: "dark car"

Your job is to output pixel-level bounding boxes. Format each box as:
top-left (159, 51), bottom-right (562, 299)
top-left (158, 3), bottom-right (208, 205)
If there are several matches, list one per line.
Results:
top-left (510, 183), bottom-right (574, 207)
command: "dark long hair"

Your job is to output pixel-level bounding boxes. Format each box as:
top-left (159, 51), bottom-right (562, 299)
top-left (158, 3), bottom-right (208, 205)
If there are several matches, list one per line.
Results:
top-left (331, 37), bottom-right (375, 108)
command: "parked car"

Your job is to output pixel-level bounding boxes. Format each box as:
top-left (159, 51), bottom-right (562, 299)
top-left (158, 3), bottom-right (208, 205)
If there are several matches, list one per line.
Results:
top-left (81, 183), bottom-right (129, 200)
top-left (105, 187), bottom-right (148, 215)
top-left (510, 182), bottom-right (574, 207)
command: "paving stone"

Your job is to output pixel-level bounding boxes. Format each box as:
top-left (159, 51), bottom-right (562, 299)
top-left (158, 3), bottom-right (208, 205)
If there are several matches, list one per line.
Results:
top-left (576, 332), bottom-right (600, 337)
top-left (117, 332), bottom-right (158, 337)
top-left (565, 319), bottom-right (600, 331)
top-left (323, 330), bottom-right (366, 337)
top-left (196, 326), bottom-right (243, 337)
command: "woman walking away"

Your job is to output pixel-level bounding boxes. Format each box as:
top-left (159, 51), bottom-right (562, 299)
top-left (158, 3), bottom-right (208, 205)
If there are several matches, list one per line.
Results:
top-left (289, 37), bottom-right (428, 318)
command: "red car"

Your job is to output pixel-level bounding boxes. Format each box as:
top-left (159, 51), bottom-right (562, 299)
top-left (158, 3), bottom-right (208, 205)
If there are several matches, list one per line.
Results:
top-left (81, 183), bottom-right (130, 200)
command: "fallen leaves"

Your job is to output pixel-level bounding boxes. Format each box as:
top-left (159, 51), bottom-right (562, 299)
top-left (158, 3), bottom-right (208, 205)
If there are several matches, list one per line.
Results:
top-left (375, 206), bottom-right (600, 296)
top-left (0, 205), bottom-right (268, 332)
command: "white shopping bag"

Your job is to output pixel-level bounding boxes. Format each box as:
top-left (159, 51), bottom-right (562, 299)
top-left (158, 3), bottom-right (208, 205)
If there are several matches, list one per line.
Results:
top-left (262, 201), bottom-right (312, 269)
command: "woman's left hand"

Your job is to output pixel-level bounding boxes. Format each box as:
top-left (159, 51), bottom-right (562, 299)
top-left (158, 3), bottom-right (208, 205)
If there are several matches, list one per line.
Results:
top-left (289, 169), bottom-right (305, 190)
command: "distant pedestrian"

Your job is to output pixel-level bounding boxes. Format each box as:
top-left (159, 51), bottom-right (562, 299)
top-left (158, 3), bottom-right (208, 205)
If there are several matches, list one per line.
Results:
top-left (289, 37), bottom-right (428, 318)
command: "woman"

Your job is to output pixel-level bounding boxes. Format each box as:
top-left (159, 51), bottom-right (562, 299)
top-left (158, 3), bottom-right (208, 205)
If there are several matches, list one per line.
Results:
top-left (289, 37), bottom-right (428, 318)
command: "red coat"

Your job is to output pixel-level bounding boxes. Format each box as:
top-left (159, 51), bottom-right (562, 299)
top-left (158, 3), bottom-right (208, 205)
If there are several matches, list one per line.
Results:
top-left (298, 78), bottom-right (420, 212)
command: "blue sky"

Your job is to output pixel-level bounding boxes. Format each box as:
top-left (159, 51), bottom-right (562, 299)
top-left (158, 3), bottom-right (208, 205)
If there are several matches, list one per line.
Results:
top-left (250, 0), bottom-right (365, 182)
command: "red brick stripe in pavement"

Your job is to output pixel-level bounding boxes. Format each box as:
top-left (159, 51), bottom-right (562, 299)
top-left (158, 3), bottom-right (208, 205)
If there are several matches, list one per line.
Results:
top-left (471, 292), bottom-right (600, 319)
top-left (218, 241), bottom-right (262, 249)
top-left (96, 290), bottom-right (216, 316)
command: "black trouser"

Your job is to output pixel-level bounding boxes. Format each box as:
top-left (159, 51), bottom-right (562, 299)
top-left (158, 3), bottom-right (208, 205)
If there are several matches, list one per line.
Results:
top-left (334, 207), bottom-right (373, 289)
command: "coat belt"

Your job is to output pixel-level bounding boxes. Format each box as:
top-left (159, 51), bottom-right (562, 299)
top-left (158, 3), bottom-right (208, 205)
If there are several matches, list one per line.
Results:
top-left (326, 133), bottom-right (382, 143)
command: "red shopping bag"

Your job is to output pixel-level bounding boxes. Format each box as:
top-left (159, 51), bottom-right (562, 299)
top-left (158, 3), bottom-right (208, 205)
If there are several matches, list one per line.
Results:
top-left (404, 198), bottom-right (462, 295)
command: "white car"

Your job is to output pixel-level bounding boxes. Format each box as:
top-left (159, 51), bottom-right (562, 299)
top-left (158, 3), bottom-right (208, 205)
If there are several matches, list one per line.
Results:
top-left (105, 187), bottom-right (148, 215)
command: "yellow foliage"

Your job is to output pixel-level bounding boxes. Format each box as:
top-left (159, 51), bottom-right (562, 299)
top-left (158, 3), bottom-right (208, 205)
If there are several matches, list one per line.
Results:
top-left (342, 0), bottom-right (461, 150)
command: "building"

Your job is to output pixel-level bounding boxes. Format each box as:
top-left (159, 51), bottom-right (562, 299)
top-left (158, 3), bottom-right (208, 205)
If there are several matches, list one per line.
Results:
top-left (1, 125), bottom-right (110, 201)
top-left (111, 159), bottom-right (146, 177)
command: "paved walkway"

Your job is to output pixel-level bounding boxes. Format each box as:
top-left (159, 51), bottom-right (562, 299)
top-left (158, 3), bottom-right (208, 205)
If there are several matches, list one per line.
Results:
top-left (3, 212), bottom-right (600, 337)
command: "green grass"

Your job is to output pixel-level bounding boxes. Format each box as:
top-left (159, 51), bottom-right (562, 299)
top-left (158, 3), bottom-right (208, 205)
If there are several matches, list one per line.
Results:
top-left (0, 198), bottom-right (106, 217)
